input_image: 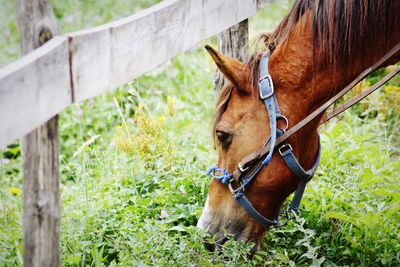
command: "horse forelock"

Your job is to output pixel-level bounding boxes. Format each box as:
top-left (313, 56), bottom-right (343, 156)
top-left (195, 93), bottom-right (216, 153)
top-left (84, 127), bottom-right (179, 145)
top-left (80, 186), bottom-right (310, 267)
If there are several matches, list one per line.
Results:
top-left (211, 84), bottom-right (233, 145)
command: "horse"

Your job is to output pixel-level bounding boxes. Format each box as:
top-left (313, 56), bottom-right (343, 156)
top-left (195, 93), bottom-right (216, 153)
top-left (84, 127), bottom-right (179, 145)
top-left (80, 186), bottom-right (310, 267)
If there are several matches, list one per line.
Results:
top-left (197, 0), bottom-right (400, 251)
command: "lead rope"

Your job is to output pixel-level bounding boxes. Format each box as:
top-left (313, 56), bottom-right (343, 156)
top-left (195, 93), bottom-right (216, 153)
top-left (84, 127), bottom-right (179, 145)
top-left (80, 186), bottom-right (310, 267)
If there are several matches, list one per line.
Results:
top-left (206, 166), bottom-right (232, 184)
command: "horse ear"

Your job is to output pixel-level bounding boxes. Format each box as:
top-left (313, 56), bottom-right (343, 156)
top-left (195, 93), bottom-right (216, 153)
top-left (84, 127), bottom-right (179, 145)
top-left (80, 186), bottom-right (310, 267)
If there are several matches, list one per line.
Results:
top-left (205, 45), bottom-right (251, 93)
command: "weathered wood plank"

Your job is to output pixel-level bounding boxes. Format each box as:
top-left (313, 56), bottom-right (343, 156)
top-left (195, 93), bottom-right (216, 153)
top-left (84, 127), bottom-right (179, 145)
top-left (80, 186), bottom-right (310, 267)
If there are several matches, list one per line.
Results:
top-left (16, 0), bottom-right (62, 266)
top-left (69, 0), bottom-right (275, 102)
top-left (0, 37), bottom-right (70, 148)
top-left (68, 28), bottom-right (111, 101)
top-left (0, 0), bottom-right (275, 146)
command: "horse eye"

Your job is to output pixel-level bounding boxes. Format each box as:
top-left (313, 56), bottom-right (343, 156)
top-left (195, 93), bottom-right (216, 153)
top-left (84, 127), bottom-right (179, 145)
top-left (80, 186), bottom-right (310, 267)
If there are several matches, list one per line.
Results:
top-left (216, 130), bottom-right (232, 148)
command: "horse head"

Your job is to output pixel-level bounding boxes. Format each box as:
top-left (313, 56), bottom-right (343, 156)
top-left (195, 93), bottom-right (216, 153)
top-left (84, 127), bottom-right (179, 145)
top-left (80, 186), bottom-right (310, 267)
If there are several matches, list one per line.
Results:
top-left (197, 0), bottom-right (400, 251)
top-left (197, 45), bottom-right (320, 250)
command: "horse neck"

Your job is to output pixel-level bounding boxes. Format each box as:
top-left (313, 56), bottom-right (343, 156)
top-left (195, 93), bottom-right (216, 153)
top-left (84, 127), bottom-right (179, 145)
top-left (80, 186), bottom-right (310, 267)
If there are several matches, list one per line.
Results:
top-left (265, 16), bottom-right (399, 173)
top-left (269, 23), bottom-right (399, 126)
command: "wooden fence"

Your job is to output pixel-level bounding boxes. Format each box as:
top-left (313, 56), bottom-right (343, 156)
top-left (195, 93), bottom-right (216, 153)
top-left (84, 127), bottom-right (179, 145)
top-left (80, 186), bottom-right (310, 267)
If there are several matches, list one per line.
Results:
top-left (0, 0), bottom-right (273, 266)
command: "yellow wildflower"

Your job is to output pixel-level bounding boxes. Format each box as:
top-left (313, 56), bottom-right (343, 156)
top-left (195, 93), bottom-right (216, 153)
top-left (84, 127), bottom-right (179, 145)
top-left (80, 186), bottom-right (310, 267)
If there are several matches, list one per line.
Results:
top-left (158, 116), bottom-right (166, 124)
top-left (9, 187), bottom-right (21, 196)
top-left (167, 96), bottom-right (175, 115)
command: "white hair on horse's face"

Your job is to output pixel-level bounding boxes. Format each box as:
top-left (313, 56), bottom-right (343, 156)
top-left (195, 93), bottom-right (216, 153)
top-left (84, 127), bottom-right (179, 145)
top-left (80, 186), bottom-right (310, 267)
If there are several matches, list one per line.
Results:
top-left (197, 196), bottom-right (212, 231)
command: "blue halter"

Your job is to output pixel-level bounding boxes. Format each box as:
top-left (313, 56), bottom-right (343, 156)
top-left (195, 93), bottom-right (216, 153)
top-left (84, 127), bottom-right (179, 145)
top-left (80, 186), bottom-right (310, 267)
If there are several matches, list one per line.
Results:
top-left (207, 52), bottom-right (321, 228)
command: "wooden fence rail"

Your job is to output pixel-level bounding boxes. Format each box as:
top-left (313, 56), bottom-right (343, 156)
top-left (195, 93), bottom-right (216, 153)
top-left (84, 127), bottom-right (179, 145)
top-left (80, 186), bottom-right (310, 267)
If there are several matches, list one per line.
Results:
top-left (0, 0), bottom-right (275, 266)
top-left (0, 0), bottom-right (272, 148)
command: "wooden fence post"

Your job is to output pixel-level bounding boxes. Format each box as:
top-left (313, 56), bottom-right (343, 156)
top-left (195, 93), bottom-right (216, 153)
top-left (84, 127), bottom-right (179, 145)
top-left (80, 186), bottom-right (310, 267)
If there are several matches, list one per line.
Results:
top-left (16, 0), bottom-right (61, 266)
top-left (214, 19), bottom-right (249, 93)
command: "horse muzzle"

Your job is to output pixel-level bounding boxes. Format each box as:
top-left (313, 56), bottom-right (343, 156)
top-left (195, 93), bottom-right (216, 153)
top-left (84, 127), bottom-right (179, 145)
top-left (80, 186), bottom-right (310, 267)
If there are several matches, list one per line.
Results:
top-left (197, 195), bottom-right (264, 251)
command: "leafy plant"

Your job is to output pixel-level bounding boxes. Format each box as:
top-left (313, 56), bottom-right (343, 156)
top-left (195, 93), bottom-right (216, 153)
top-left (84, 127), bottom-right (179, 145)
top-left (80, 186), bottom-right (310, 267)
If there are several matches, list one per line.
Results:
top-left (0, 0), bottom-right (399, 266)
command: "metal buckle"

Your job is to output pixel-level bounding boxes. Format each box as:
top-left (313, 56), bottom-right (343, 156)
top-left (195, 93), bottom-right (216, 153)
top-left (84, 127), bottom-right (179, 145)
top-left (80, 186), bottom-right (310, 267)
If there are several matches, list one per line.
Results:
top-left (279, 143), bottom-right (293, 156)
top-left (228, 181), bottom-right (244, 195)
top-left (258, 75), bottom-right (274, 100)
top-left (238, 162), bottom-right (249, 172)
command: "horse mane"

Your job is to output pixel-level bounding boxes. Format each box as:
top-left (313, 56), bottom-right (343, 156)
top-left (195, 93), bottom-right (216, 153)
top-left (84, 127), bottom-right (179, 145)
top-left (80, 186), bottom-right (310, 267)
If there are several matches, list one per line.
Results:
top-left (264, 0), bottom-right (400, 69)
top-left (212, 0), bottom-right (400, 138)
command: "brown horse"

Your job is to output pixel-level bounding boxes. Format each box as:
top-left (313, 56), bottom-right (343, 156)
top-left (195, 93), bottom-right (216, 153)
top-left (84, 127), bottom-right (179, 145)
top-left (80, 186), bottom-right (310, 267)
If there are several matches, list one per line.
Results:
top-left (198, 0), bottom-right (400, 250)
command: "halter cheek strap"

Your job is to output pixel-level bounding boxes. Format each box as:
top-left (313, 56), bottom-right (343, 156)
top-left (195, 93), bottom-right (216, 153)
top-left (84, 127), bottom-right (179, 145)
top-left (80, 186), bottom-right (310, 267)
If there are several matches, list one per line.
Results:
top-left (207, 52), bottom-right (321, 228)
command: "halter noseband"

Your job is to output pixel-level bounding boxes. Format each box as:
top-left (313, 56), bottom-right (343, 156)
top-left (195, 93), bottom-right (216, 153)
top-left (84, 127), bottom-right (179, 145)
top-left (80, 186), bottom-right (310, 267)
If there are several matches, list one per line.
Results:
top-left (207, 52), bottom-right (321, 228)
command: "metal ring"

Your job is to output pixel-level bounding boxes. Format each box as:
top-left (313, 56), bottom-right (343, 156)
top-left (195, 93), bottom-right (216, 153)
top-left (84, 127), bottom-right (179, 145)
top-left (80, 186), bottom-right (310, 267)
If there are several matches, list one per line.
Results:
top-left (277, 115), bottom-right (289, 131)
top-left (278, 143), bottom-right (293, 156)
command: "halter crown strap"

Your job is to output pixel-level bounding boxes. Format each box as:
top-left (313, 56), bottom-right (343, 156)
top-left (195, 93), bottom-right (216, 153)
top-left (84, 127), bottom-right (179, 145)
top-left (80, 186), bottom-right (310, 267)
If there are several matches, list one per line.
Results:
top-left (280, 136), bottom-right (321, 180)
top-left (283, 136), bottom-right (321, 213)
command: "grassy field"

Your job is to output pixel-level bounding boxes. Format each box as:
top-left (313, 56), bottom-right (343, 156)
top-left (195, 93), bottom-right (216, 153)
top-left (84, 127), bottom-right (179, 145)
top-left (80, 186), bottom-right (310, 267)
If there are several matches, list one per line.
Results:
top-left (1, 0), bottom-right (400, 266)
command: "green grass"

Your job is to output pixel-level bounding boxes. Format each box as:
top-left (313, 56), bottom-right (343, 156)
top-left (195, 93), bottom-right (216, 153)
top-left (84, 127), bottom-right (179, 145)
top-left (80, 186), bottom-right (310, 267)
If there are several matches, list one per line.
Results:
top-left (1, 1), bottom-right (400, 266)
